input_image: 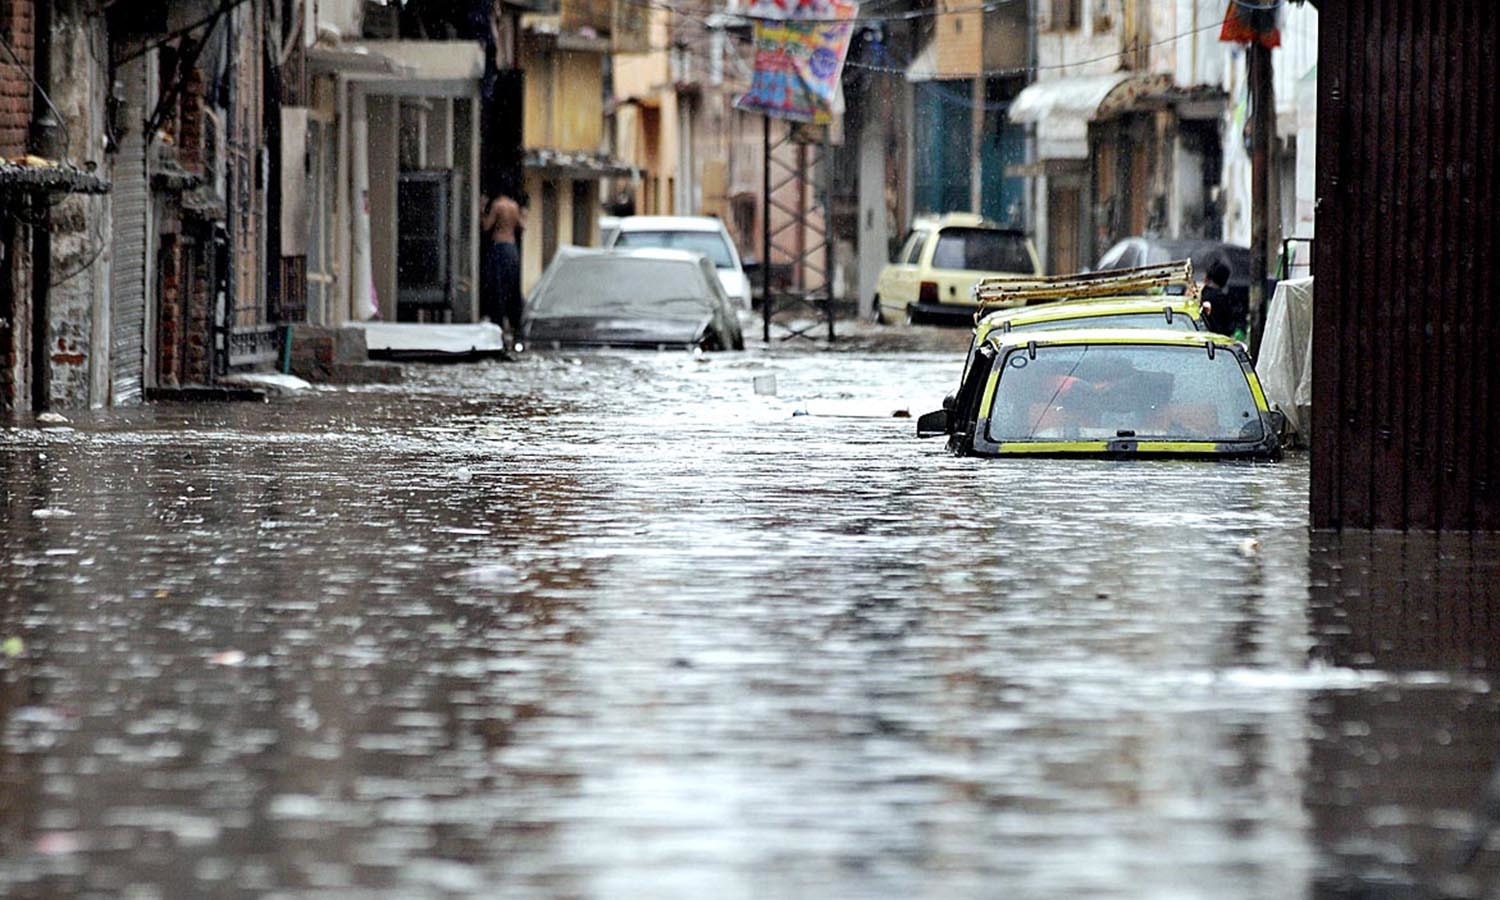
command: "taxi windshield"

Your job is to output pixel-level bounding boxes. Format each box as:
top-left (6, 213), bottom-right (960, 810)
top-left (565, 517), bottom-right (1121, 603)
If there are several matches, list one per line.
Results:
top-left (986, 343), bottom-right (1264, 443)
top-left (1005, 311), bottom-right (1200, 333)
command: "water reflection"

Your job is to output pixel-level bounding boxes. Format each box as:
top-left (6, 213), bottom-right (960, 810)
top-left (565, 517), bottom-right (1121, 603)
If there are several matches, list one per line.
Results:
top-left (0, 351), bottom-right (1493, 897)
top-left (1306, 533), bottom-right (1500, 899)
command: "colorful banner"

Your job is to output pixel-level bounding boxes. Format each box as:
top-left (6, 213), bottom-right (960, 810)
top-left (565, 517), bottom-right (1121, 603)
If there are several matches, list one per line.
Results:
top-left (734, 0), bottom-right (858, 124)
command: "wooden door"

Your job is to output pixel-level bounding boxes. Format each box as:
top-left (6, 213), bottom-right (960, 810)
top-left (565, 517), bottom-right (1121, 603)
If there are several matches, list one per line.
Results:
top-left (1049, 186), bottom-right (1079, 275)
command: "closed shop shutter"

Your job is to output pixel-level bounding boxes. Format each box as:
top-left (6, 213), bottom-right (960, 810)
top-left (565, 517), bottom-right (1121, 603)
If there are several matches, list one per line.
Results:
top-left (109, 57), bottom-right (151, 404)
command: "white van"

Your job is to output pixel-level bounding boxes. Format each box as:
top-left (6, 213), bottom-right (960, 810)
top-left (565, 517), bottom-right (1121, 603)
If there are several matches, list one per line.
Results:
top-left (604, 216), bottom-right (752, 312)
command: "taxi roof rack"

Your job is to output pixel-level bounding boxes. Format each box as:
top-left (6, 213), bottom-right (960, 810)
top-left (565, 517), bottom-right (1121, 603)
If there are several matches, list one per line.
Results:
top-left (972, 260), bottom-right (1199, 314)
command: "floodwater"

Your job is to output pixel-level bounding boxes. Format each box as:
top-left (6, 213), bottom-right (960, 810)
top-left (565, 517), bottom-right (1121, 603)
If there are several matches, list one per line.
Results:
top-left (0, 338), bottom-right (1497, 899)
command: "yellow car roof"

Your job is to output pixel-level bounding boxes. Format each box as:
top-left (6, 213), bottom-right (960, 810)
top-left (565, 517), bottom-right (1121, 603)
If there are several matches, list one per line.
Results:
top-left (984, 326), bottom-right (1243, 353)
top-left (977, 295), bottom-right (1201, 329)
top-left (912, 212), bottom-right (996, 230)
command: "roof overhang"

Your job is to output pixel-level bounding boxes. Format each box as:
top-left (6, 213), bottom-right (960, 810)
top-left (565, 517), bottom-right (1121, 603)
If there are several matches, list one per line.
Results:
top-left (310, 41), bottom-right (484, 95)
top-left (521, 14), bottom-right (612, 52)
top-left (524, 149), bottom-right (637, 179)
top-left (307, 43), bottom-right (414, 77)
top-left (1009, 72), bottom-right (1173, 160)
top-left (0, 161), bottom-right (110, 195)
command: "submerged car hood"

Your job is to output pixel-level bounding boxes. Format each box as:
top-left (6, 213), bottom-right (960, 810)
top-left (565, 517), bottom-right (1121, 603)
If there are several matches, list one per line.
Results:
top-left (524, 315), bottom-right (710, 348)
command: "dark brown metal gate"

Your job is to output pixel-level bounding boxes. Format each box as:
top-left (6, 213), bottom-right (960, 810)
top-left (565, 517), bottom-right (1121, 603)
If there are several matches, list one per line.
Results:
top-left (1313, 0), bottom-right (1500, 530)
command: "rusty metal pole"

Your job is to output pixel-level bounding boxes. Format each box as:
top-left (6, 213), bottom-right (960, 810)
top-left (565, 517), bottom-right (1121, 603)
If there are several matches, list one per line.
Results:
top-left (762, 115), bottom-right (772, 343)
top-left (823, 131), bottom-right (835, 342)
top-left (1247, 39), bottom-right (1274, 359)
top-left (28, 0), bottom-right (53, 412)
top-left (795, 141), bottom-right (807, 293)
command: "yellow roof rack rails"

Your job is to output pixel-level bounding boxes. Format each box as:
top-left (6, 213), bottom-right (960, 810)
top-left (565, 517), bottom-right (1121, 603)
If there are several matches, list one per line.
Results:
top-left (972, 260), bottom-right (1199, 315)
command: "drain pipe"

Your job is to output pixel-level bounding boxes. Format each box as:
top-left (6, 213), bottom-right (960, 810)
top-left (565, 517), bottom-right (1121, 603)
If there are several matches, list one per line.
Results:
top-left (28, 0), bottom-right (55, 412)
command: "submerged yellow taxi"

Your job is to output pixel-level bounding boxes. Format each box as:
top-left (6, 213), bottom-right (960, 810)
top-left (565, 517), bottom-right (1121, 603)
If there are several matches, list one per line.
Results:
top-left (918, 328), bottom-right (1284, 460)
top-left (956, 293), bottom-right (1207, 390)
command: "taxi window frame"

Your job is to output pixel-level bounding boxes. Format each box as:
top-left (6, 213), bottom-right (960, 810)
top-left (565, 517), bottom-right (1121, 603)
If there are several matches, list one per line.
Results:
top-left (900, 230), bottom-right (928, 265)
top-left (982, 341), bottom-right (1266, 444)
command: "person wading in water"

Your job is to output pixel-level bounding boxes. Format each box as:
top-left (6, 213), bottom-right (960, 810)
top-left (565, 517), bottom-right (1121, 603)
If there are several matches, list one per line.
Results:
top-left (482, 191), bottom-right (526, 349)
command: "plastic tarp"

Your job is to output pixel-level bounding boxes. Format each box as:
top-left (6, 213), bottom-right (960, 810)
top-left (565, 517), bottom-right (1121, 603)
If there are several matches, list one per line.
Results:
top-left (1256, 277), bottom-right (1314, 441)
top-left (355, 323), bottom-right (507, 355)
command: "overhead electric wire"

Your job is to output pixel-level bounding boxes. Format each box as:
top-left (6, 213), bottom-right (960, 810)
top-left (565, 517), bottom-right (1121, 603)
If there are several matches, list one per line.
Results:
top-left (113, 0), bottom-right (254, 66)
top-left (842, 19), bottom-right (1227, 77)
top-left (615, 0), bottom-right (1023, 27)
top-left (0, 30), bottom-right (72, 162)
top-left (637, 3), bottom-right (1230, 85)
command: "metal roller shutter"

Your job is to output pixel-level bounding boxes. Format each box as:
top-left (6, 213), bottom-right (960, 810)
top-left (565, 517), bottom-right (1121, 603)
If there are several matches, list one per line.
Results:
top-left (109, 57), bottom-right (150, 403)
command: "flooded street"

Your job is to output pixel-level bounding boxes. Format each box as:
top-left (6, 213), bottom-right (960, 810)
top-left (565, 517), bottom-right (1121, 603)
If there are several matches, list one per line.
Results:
top-left (0, 339), bottom-right (1497, 899)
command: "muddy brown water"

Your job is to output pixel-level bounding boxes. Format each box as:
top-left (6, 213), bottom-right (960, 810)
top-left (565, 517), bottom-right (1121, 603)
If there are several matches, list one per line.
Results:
top-left (0, 342), bottom-right (1497, 898)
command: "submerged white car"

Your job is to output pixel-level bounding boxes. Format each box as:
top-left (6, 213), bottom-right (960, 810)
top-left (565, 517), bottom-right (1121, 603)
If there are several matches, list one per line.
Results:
top-left (604, 215), bottom-right (752, 312)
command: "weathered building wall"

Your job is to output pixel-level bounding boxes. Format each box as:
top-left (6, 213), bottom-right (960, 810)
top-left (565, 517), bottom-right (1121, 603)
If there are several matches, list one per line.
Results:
top-left (1313, 1), bottom-right (1500, 530)
top-left (316, 0), bottom-right (363, 40)
top-left (0, 218), bottom-right (29, 413)
top-left (365, 94), bottom-right (398, 321)
top-left (0, 0), bottom-right (33, 413)
top-left (555, 52), bottom-right (602, 153)
top-left (45, 0), bottom-right (112, 409)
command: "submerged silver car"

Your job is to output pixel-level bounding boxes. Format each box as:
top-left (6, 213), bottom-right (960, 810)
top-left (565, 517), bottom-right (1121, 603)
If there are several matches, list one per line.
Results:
top-left (523, 247), bottom-right (746, 351)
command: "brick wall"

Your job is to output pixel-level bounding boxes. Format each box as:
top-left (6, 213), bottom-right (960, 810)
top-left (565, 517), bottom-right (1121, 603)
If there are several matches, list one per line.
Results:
top-left (185, 241), bottom-right (211, 384)
top-left (155, 235), bottom-right (215, 387)
top-left (177, 67), bottom-right (205, 176)
top-left (157, 236), bottom-right (182, 387)
top-left (0, 0), bottom-right (33, 160)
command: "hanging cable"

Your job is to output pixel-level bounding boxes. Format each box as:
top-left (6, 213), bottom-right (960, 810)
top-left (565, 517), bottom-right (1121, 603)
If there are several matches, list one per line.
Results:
top-left (842, 19), bottom-right (1225, 77)
top-left (0, 31), bottom-right (73, 162)
top-left (631, 0), bottom-right (1228, 83)
top-left (615, 0), bottom-right (1024, 27)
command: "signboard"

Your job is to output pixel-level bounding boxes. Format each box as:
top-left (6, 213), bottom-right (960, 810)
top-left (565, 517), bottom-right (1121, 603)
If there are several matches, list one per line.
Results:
top-left (734, 0), bottom-right (858, 124)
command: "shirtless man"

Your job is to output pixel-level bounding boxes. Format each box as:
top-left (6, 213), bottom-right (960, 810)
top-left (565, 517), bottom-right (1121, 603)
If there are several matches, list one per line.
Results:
top-left (481, 192), bottom-right (526, 345)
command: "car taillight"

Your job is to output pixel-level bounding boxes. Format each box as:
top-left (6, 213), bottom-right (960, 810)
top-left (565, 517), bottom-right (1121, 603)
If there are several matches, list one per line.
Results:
top-left (919, 281), bottom-right (939, 304)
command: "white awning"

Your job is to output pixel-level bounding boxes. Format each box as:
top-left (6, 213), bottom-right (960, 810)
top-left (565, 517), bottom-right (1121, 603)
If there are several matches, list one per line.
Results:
top-left (1008, 73), bottom-right (1169, 160)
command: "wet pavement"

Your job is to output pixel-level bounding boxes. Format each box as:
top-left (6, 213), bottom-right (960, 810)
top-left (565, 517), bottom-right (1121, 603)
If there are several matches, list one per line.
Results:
top-left (1, 325), bottom-right (1498, 898)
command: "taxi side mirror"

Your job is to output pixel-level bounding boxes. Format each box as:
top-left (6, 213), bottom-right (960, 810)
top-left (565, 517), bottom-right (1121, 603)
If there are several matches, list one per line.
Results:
top-left (916, 409), bottom-right (949, 438)
top-left (1266, 409), bottom-right (1289, 444)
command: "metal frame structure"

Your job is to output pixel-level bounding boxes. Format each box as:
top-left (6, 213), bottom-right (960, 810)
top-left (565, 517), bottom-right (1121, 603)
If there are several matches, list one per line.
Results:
top-left (760, 117), bottom-right (836, 343)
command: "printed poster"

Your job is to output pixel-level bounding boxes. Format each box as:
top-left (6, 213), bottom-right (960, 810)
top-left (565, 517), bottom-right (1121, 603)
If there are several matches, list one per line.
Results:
top-left (734, 0), bottom-right (858, 124)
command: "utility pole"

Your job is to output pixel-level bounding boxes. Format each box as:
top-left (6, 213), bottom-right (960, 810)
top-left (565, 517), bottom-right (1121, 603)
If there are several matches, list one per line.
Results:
top-left (1246, 21), bottom-right (1276, 358)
